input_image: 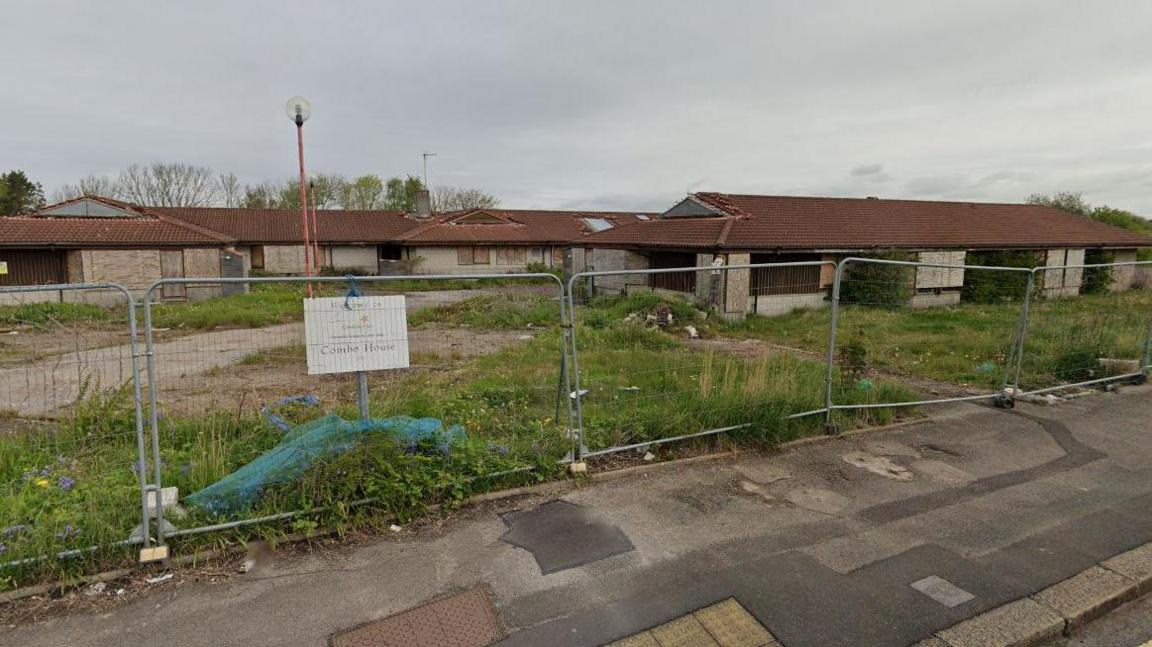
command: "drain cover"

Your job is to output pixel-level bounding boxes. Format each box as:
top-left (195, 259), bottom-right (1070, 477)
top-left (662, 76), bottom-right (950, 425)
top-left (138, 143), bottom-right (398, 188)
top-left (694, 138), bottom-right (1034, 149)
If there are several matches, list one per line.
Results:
top-left (500, 500), bottom-right (634, 575)
top-left (330, 586), bottom-right (503, 647)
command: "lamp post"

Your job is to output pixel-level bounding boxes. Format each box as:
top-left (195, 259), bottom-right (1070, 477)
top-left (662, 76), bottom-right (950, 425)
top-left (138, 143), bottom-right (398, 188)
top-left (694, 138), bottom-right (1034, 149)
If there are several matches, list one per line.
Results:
top-left (286, 96), bottom-right (313, 296)
top-left (309, 179), bottom-right (322, 270)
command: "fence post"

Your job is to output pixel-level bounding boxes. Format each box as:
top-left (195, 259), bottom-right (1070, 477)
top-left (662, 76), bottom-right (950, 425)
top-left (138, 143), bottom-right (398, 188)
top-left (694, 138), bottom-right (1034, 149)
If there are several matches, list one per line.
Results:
top-left (117, 288), bottom-right (155, 555)
top-left (1009, 269), bottom-right (1039, 398)
top-left (823, 259), bottom-right (847, 433)
top-left (999, 271), bottom-right (1036, 406)
top-left (565, 273), bottom-right (587, 472)
top-left (1142, 300), bottom-right (1152, 380)
top-left (139, 283), bottom-right (169, 560)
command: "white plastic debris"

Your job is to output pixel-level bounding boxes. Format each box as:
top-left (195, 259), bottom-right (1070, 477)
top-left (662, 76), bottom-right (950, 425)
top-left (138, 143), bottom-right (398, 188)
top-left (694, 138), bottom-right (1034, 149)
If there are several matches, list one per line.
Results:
top-left (389, 524), bottom-right (402, 533)
top-left (116, 589), bottom-right (125, 596)
top-left (145, 573), bottom-right (173, 585)
top-left (643, 452), bottom-right (656, 462)
top-left (239, 558), bottom-right (255, 573)
top-left (85, 582), bottom-right (107, 596)
top-left (569, 389), bottom-right (589, 400)
top-left (619, 386), bottom-right (640, 392)
top-left (685, 325), bottom-right (699, 339)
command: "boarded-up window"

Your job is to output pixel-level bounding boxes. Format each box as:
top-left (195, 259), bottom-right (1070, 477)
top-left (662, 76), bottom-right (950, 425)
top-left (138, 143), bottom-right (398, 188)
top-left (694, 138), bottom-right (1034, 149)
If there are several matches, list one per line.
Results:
top-left (552, 247), bottom-right (565, 265)
top-left (457, 246), bottom-right (490, 265)
top-left (250, 245), bottom-right (265, 270)
top-left (496, 247), bottom-right (527, 266)
top-left (160, 250), bottom-right (186, 300)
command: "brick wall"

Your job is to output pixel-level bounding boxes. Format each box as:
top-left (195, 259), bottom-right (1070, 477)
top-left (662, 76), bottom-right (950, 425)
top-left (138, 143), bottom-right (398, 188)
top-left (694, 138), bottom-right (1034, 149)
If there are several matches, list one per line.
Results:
top-left (264, 245), bottom-right (308, 274)
top-left (585, 248), bottom-right (649, 293)
top-left (329, 245), bottom-right (378, 273)
top-left (407, 245), bottom-right (553, 275)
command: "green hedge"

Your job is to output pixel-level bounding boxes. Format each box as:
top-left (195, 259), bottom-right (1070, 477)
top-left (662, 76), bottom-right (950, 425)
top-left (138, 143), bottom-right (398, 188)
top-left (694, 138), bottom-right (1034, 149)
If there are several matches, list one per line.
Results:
top-left (961, 251), bottom-right (1042, 304)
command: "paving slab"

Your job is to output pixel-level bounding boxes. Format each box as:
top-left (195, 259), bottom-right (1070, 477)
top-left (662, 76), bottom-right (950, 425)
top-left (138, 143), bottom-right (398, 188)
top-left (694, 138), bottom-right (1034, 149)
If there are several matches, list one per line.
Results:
top-left (936, 598), bottom-right (1064, 647)
top-left (1031, 566), bottom-right (1138, 631)
top-left (1102, 543), bottom-right (1152, 594)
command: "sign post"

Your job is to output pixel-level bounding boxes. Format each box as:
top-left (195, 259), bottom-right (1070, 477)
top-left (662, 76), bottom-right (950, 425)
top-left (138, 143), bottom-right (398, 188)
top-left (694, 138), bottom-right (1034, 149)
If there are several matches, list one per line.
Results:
top-left (303, 295), bottom-right (409, 420)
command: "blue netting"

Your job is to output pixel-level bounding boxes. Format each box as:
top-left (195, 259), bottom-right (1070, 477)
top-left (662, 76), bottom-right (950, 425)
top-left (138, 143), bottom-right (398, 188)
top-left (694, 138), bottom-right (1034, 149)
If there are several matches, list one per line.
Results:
top-left (186, 415), bottom-right (466, 515)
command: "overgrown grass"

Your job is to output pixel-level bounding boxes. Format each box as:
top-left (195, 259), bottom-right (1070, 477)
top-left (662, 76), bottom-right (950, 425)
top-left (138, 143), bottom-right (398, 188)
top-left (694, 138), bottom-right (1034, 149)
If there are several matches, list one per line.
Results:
top-left (0, 288), bottom-right (917, 590)
top-left (408, 293), bottom-right (561, 329)
top-left (722, 289), bottom-right (1151, 390)
top-left (0, 302), bottom-right (112, 331)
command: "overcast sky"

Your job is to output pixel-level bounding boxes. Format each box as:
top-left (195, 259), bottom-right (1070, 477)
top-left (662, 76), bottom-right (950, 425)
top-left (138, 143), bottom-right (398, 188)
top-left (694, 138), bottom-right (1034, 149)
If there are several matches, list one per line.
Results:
top-left (6, 1), bottom-right (1152, 214)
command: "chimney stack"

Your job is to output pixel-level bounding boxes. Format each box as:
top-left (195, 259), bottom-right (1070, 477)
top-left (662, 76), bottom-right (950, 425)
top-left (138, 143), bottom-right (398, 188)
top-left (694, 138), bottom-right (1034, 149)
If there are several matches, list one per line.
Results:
top-left (414, 189), bottom-right (432, 219)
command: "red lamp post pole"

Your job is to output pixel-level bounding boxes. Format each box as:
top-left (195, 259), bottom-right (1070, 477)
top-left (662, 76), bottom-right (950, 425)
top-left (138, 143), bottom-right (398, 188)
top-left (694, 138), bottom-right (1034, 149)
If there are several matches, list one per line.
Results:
top-left (310, 182), bottom-right (322, 271)
top-left (295, 121), bottom-right (313, 297)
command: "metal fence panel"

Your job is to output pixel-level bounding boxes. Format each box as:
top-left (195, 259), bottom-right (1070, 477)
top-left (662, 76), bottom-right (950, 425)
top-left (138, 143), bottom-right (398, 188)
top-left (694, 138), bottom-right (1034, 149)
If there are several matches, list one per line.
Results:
top-left (824, 257), bottom-right (1034, 421)
top-left (0, 283), bottom-right (150, 584)
top-left (564, 262), bottom-right (841, 462)
top-left (140, 273), bottom-right (571, 546)
top-left (1014, 261), bottom-right (1152, 396)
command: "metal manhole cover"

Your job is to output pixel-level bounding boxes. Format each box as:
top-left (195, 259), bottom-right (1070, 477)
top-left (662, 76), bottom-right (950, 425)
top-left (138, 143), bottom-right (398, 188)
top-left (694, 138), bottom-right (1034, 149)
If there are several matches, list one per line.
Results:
top-left (330, 586), bottom-right (503, 647)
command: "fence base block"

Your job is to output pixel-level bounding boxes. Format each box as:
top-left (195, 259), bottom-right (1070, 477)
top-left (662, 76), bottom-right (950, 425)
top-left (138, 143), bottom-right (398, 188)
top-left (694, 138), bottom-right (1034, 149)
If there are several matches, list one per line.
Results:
top-left (993, 395), bottom-right (1016, 409)
top-left (139, 545), bottom-right (169, 563)
top-left (568, 462), bottom-right (588, 475)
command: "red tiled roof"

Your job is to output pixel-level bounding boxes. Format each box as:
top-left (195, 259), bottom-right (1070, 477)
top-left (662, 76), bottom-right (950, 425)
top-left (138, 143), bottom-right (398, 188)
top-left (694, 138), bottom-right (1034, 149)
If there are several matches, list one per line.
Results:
top-left (396, 209), bottom-right (651, 245)
top-left (583, 193), bottom-right (1152, 251)
top-left (0, 196), bottom-right (234, 247)
top-left (153, 207), bottom-right (418, 244)
top-left (0, 217), bottom-right (233, 247)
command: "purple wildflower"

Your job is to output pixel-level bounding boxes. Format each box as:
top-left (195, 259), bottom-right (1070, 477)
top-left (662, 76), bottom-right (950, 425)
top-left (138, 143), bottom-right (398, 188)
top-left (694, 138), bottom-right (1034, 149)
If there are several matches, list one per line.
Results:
top-left (55, 525), bottom-right (77, 541)
top-left (58, 476), bottom-right (75, 492)
top-left (56, 454), bottom-right (68, 465)
top-left (21, 470), bottom-right (35, 483)
top-left (39, 466), bottom-right (52, 477)
top-left (4, 525), bottom-right (29, 537)
top-left (488, 443), bottom-right (510, 456)
top-left (437, 442), bottom-right (452, 456)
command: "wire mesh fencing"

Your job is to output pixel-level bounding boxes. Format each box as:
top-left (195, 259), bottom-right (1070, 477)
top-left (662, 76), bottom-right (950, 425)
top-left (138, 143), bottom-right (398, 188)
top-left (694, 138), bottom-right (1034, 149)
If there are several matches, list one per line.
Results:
top-left (1014, 261), bottom-right (1152, 396)
top-left (0, 283), bottom-right (150, 583)
top-left (824, 257), bottom-right (1035, 424)
top-left (564, 261), bottom-right (842, 462)
top-left (139, 273), bottom-right (571, 544)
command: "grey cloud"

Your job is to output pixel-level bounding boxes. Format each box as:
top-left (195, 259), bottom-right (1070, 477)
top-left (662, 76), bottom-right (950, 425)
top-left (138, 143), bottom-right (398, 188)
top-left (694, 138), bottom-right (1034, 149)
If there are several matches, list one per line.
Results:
top-left (850, 164), bottom-right (885, 177)
top-left (4, 1), bottom-right (1152, 216)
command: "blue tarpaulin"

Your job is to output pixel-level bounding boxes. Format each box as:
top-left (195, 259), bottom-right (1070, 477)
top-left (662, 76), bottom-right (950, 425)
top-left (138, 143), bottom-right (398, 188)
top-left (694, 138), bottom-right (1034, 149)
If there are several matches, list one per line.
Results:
top-left (186, 415), bottom-right (466, 515)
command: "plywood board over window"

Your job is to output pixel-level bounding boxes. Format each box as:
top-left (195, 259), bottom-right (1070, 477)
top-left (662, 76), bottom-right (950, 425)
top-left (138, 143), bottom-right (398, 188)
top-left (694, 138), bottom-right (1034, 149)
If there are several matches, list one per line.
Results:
top-left (457, 246), bottom-right (490, 265)
top-left (496, 246), bottom-right (527, 266)
top-left (160, 250), bottom-right (186, 300)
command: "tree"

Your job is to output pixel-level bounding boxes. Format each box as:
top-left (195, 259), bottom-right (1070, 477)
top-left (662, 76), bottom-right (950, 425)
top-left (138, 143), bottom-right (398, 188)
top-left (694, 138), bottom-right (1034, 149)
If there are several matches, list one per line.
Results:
top-left (219, 172), bottom-right (243, 208)
top-left (339, 174), bottom-right (386, 210)
top-left (52, 174), bottom-right (120, 202)
top-left (432, 185), bottom-right (500, 212)
top-left (1027, 191), bottom-right (1091, 217)
top-left (383, 175), bottom-right (426, 211)
top-left (0, 170), bottom-right (46, 215)
top-left (117, 162), bottom-right (220, 207)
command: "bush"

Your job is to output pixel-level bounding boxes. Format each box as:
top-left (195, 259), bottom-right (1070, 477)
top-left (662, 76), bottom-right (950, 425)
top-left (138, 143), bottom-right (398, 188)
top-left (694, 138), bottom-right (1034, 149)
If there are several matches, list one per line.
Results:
top-left (961, 251), bottom-right (1042, 304)
top-left (838, 251), bottom-right (914, 308)
top-left (1081, 250), bottom-right (1114, 295)
top-left (525, 262), bottom-right (562, 278)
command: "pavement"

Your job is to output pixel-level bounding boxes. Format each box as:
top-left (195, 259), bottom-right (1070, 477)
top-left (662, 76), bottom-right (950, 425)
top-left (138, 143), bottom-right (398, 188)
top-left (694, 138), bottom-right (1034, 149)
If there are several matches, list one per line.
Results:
top-left (1046, 592), bottom-right (1152, 646)
top-left (3, 384), bottom-right (1151, 647)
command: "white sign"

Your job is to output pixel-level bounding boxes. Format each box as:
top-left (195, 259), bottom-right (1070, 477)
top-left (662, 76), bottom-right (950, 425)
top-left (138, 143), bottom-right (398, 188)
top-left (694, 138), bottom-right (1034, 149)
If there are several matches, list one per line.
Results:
top-left (0, 261), bottom-right (7, 275)
top-left (304, 296), bottom-right (409, 375)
